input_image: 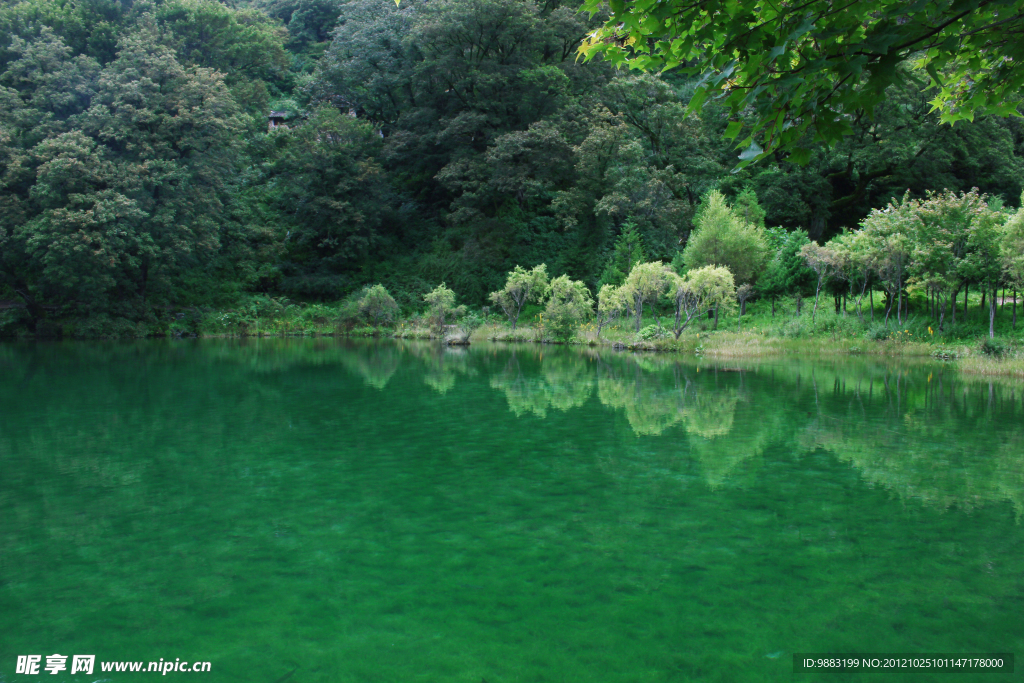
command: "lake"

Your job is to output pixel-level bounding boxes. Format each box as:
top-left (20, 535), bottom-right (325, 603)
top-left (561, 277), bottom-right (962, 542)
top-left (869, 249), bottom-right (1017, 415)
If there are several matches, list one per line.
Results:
top-left (0, 340), bottom-right (1021, 682)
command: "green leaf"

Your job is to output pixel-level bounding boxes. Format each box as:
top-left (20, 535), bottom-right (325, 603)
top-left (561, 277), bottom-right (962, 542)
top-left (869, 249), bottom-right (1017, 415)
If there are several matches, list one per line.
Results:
top-left (737, 141), bottom-right (763, 161)
top-left (687, 87), bottom-right (709, 112)
top-left (788, 15), bottom-right (814, 41)
top-left (584, 0), bottom-right (1024, 162)
top-left (787, 147), bottom-right (812, 165)
top-left (724, 120), bottom-right (743, 139)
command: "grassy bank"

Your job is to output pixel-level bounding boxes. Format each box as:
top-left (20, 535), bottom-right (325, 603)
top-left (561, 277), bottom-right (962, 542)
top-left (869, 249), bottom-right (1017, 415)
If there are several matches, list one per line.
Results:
top-left (4, 292), bottom-right (1024, 378)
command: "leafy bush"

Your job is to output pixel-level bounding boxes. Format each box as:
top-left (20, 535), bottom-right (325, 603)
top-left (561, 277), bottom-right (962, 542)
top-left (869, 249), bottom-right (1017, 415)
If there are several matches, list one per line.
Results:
top-left (71, 314), bottom-right (147, 339)
top-left (247, 295), bottom-right (295, 320)
top-left (637, 324), bottom-right (668, 341)
top-left (424, 283), bottom-right (466, 334)
top-left (808, 310), bottom-right (859, 337)
top-left (357, 284), bottom-right (399, 327)
top-left (937, 322), bottom-right (985, 341)
top-left (544, 275), bottom-right (593, 341)
top-left (981, 338), bottom-right (1007, 356)
top-left (781, 318), bottom-right (808, 338)
top-left (459, 312), bottom-right (486, 335)
top-left (885, 328), bottom-right (916, 345)
top-left (0, 309), bottom-right (29, 337)
top-left (865, 323), bottom-right (890, 341)
top-left (489, 264), bottom-right (548, 331)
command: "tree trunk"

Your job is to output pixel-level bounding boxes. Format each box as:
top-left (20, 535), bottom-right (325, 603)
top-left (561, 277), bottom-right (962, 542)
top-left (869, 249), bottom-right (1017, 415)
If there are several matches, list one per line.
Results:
top-left (981, 287), bottom-right (986, 314)
top-left (713, 305), bottom-right (719, 330)
top-left (951, 288), bottom-right (957, 325)
top-left (14, 287), bottom-right (43, 334)
top-left (771, 297), bottom-right (776, 317)
top-left (869, 288), bottom-right (874, 322)
top-left (855, 279), bottom-right (868, 322)
top-left (938, 293), bottom-right (946, 331)
top-left (812, 276), bottom-right (824, 324)
top-left (989, 283), bottom-right (996, 339)
top-left (139, 261), bottom-right (149, 305)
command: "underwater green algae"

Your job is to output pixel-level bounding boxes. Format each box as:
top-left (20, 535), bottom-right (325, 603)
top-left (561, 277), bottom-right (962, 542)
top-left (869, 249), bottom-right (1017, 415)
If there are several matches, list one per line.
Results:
top-left (0, 340), bottom-right (1021, 682)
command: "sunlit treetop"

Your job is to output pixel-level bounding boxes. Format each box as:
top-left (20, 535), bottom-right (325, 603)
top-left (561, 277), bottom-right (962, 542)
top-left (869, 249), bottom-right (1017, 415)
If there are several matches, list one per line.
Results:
top-left (575, 0), bottom-right (1024, 168)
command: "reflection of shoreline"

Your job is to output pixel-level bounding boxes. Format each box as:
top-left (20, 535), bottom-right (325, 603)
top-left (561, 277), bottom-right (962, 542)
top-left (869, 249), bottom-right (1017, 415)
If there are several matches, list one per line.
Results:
top-left (2, 339), bottom-right (1022, 513)
top-left (490, 353), bottom-right (593, 418)
top-left (478, 345), bottom-right (1024, 510)
top-left (802, 405), bottom-right (1024, 520)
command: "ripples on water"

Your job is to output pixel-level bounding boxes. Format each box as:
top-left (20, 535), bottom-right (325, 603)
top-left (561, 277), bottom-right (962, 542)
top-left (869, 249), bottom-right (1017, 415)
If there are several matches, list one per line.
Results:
top-left (0, 339), bottom-right (1021, 682)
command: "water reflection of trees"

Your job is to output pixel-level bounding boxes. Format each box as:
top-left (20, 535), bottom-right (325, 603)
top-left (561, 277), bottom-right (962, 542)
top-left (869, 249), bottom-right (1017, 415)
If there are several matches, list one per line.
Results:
top-left (795, 366), bottom-right (1024, 517)
top-left (2, 341), bottom-right (1023, 517)
top-left (339, 342), bottom-right (400, 389)
top-left (490, 353), bottom-right (593, 417)
top-left (403, 343), bottom-right (477, 395)
top-left (483, 349), bottom-right (1024, 506)
top-left (593, 356), bottom-right (776, 486)
top-left (596, 361), bottom-right (688, 436)
top-left (342, 339), bottom-right (478, 394)
top-left (2, 342), bottom-right (1022, 675)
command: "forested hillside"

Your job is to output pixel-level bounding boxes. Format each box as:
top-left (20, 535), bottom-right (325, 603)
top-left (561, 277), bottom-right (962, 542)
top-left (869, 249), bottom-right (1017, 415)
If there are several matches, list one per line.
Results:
top-left (2, 0), bottom-right (1024, 335)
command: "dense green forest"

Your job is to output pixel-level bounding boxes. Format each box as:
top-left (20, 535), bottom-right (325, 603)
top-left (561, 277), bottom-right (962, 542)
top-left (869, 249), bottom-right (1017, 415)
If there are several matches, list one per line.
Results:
top-left (2, 0), bottom-right (1024, 337)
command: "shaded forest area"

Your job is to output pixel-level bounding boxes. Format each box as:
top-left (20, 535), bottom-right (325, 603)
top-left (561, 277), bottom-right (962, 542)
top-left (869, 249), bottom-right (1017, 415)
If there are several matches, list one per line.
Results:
top-left (2, 0), bottom-right (1024, 335)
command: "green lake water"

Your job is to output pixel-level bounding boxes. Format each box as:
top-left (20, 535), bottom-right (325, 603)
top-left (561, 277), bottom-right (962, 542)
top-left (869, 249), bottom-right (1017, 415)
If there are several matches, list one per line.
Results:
top-left (1, 340), bottom-right (1022, 682)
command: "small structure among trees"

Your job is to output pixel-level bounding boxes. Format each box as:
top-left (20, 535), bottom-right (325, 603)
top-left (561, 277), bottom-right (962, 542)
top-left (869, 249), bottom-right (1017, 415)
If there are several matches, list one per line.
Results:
top-left (267, 111), bottom-right (289, 131)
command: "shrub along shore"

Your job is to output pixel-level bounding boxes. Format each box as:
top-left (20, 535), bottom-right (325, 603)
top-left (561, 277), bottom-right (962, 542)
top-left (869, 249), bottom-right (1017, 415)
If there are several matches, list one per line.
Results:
top-left (6, 187), bottom-right (1024, 379)
top-left (7, 287), bottom-right (1024, 380)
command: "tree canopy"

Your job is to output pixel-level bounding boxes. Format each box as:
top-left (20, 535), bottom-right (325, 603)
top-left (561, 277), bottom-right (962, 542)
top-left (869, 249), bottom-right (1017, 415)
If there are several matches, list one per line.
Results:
top-left (578, 0), bottom-right (1024, 166)
top-left (3, 0), bottom-right (1024, 338)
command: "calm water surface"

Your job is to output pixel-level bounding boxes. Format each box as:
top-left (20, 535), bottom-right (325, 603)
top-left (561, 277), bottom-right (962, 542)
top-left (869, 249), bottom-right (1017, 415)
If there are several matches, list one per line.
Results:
top-left (0, 340), bottom-right (1022, 682)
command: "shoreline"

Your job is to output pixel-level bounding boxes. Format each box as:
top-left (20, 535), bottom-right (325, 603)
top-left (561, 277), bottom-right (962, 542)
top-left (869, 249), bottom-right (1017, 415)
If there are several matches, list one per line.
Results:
top-left (6, 325), bottom-right (1023, 380)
